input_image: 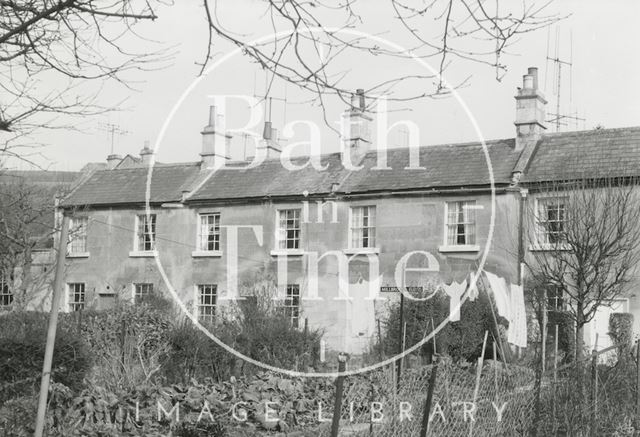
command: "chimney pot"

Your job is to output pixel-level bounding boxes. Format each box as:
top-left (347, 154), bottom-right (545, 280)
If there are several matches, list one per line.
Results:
top-left (200, 105), bottom-right (231, 169)
top-left (263, 121), bottom-right (272, 140)
top-left (527, 67), bottom-right (539, 89)
top-left (350, 93), bottom-right (358, 111)
top-left (208, 106), bottom-right (216, 127)
top-left (523, 74), bottom-right (534, 90)
top-left (356, 88), bottom-right (365, 111)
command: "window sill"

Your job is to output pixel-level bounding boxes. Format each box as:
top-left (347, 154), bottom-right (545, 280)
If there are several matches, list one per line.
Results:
top-left (192, 250), bottom-right (223, 258)
top-left (343, 247), bottom-right (380, 255)
top-left (128, 250), bottom-right (158, 258)
top-left (438, 245), bottom-right (480, 253)
top-left (66, 252), bottom-right (90, 258)
top-left (528, 244), bottom-right (570, 252)
top-left (270, 249), bottom-right (305, 257)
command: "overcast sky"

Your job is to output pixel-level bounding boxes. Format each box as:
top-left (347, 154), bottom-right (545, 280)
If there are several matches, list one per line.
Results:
top-left (10, 0), bottom-right (640, 171)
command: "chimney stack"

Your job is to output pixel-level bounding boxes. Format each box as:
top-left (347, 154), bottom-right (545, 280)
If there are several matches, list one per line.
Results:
top-left (140, 140), bottom-right (154, 166)
top-left (341, 89), bottom-right (372, 165)
top-left (200, 105), bottom-right (231, 169)
top-left (514, 66), bottom-right (547, 151)
top-left (251, 121), bottom-right (281, 160)
top-left (106, 154), bottom-right (122, 170)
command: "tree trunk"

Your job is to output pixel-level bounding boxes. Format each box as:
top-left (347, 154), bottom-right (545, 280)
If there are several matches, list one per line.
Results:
top-left (575, 301), bottom-right (585, 363)
top-left (17, 246), bottom-right (33, 309)
top-left (575, 323), bottom-right (585, 363)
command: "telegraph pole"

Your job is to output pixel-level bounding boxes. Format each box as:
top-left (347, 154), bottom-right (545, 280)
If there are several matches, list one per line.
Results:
top-left (34, 213), bottom-right (69, 437)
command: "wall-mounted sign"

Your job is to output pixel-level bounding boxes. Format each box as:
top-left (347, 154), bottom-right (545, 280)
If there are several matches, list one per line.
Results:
top-left (380, 286), bottom-right (424, 293)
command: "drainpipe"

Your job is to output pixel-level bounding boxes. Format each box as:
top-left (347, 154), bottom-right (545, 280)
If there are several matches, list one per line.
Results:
top-left (517, 188), bottom-right (529, 285)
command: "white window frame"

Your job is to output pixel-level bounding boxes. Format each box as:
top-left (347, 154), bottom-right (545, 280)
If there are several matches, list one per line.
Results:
top-left (132, 283), bottom-right (154, 304)
top-left (440, 200), bottom-right (479, 252)
top-left (348, 206), bottom-right (378, 251)
top-left (192, 213), bottom-right (222, 257)
top-left (533, 196), bottom-right (568, 249)
top-left (546, 285), bottom-right (565, 312)
top-left (283, 284), bottom-right (301, 329)
top-left (68, 216), bottom-right (89, 257)
top-left (273, 208), bottom-right (302, 254)
top-left (0, 274), bottom-right (12, 309)
top-left (196, 284), bottom-right (217, 323)
top-left (130, 213), bottom-right (157, 257)
top-left (67, 282), bottom-right (85, 312)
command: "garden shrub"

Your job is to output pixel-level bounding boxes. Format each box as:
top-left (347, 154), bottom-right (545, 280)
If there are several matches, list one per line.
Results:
top-left (380, 284), bottom-right (505, 363)
top-left (0, 311), bottom-right (91, 403)
top-left (73, 296), bottom-right (174, 391)
top-left (232, 291), bottom-right (323, 372)
top-left (609, 312), bottom-right (634, 357)
top-left (546, 310), bottom-right (575, 363)
top-left (162, 271), bottom-right (322, 382)
top-left (162, 319), bottom-right (240, 383)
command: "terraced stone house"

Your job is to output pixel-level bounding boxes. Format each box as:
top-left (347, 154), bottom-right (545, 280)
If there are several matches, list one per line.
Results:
top-left (52, 67), bottom-right (640, 354)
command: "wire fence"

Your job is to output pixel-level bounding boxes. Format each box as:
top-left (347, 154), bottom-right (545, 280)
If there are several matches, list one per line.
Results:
top-left (321, 342), bottom-right (640, 437)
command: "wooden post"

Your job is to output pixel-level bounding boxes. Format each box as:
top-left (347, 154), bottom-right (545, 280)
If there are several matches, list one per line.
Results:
top-left (377, 319), bottom-right (383, 360)
top-left (493, 340), bottom-right (500, 435)
top-left (590, 349), bottom-right (598, 437)
top-left (636, 341), bottom-right (640, 425)
top-left (469, 331), bottom-right (489, 437)
top-left (34, 214), bottom-right (69, 437)
top-left (554, 325), bottom-right (559, 381)
top-left (396, 292), bottom-right (405, 390)
top-left (419, 363), bottom-right (438, 437)
top-left (553, 324), bottom-right (559, 434)
top-left (431, 318), bottom-right (437, 355)
top-left (330, 354), bottom-right (348, 437)
top-left (402, 321), bottom-right (407, 368)
top-left (493, 341), bottom-right (498, 393)
top-left (541, 290), bottom-right (547, 374)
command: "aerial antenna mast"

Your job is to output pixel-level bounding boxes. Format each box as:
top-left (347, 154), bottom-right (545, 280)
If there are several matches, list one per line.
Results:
top-left (545, 28), bottom-right (585, 132)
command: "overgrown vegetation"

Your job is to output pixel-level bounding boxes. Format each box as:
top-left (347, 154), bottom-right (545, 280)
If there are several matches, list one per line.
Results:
top-left (379, 283), bottom-right (507, 363)
top-left (0, 281), bottom-right (322, 435)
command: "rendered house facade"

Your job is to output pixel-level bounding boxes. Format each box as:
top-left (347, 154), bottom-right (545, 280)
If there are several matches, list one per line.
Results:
top-left (55, 67), bottom-right (640, 353)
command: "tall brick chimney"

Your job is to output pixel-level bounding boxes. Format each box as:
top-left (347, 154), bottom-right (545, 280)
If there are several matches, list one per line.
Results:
top-left (200, 106), bottom-right (231, 169)
top-left (514, 67), bottom-right (547, 151)
top-left (341, 88), bottom-right (372, 166)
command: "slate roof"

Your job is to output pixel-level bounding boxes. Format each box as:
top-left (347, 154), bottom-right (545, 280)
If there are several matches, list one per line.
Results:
top-left (0, 170), bottom-right (80, 186)
top-left (340, 139), bottom-right (519, 193)
top-left (522, 127), bottom-right (640, 183)
top-left (60, 126), bottom-right (640, 207)
top-left (188, 153), bottom-right (350, 201)
top-left (62, 163), bottom-right (202, 206)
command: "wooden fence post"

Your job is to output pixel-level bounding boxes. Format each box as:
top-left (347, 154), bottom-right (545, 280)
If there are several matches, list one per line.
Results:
top-left (636, 341), bottom-right (640, 428)
top-left (419, 362), bottom-right (438, 437)
top-left (553, 324), bottom-right (559, 435)
top-left (396, 292), bottom-right (405, 390)
top-left (590, 349), bottom-right (598, 437)
top-left (330, 354), bottom-right (348, 437)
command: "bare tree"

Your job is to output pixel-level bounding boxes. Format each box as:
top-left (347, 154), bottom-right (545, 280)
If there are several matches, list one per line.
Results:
top-left (524, 175), bottom-right (640, 362)
top-left (1, 1), bottom-right (561, 164)
top-left (202, 0), bottom-right (561, 113)
top-left (0, 0), bottom-right (168, 164)
top-left (0, 173), bottom-right (76, 309)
